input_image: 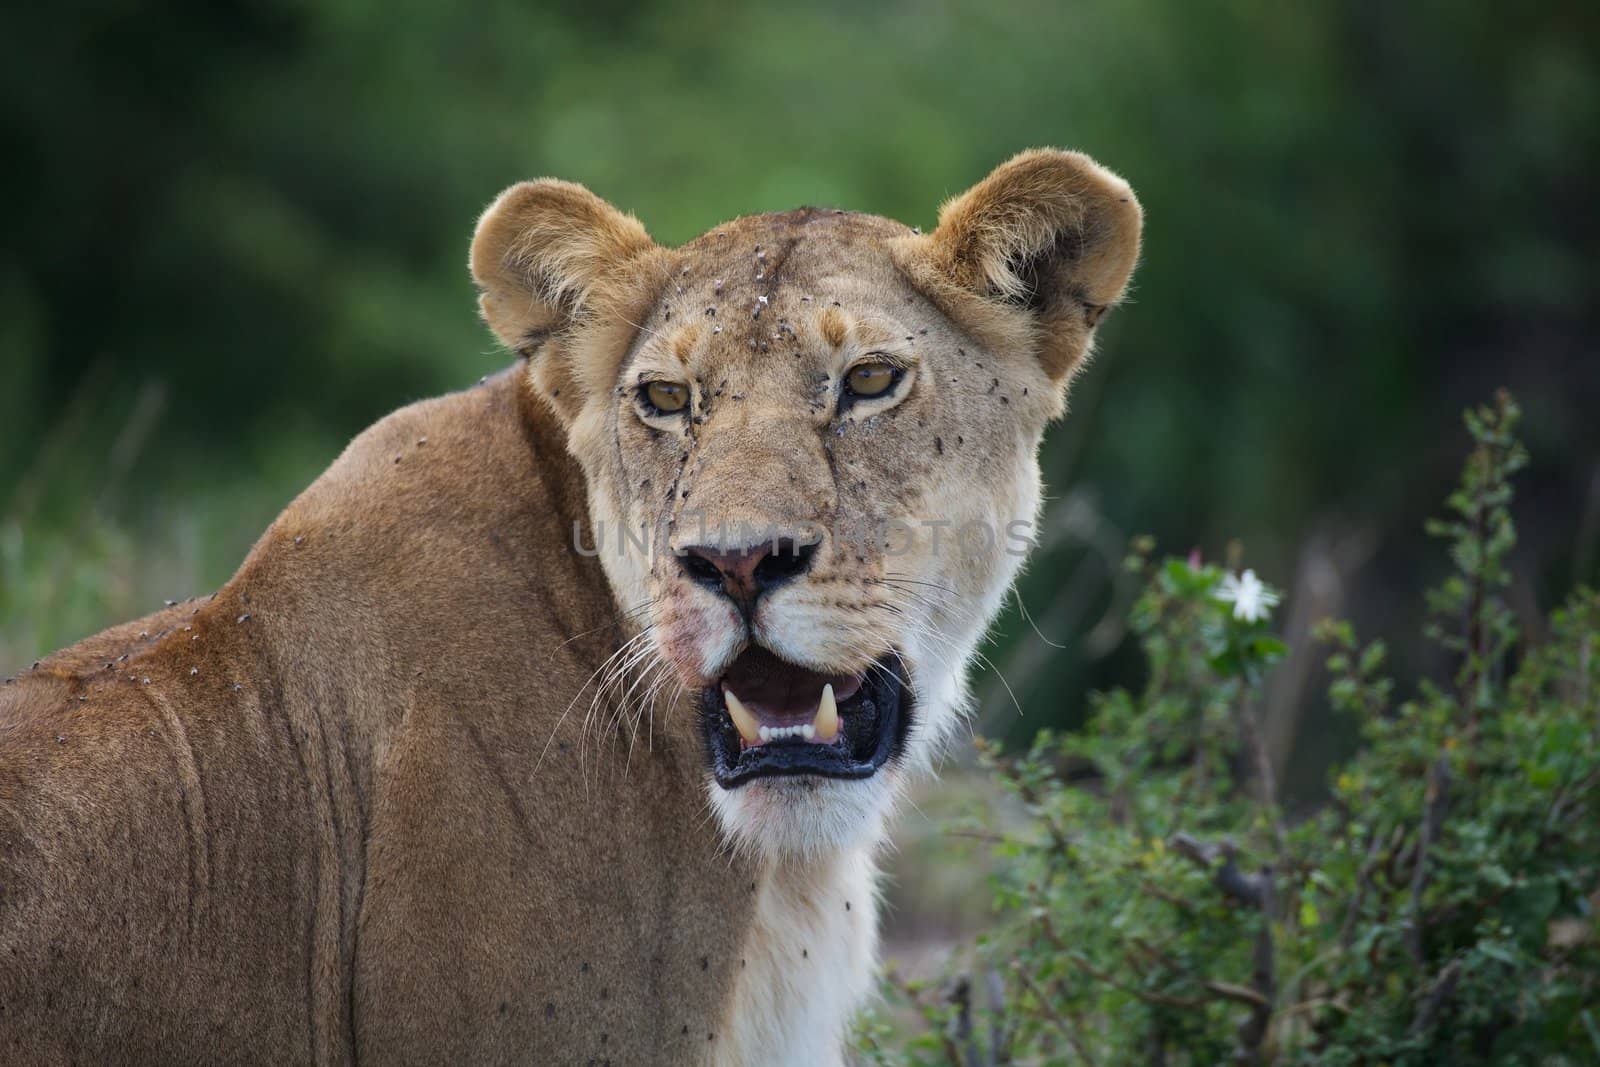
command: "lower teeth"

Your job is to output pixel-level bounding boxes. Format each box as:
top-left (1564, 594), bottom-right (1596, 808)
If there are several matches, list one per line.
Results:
top-left (756, 724), bottom-right (817, 743)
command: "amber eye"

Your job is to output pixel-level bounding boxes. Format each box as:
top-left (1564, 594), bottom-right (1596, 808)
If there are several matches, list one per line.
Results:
top-left (845, 362), bottom-right (899, 399)
top-left (642, 380), bottom-right (690, 414)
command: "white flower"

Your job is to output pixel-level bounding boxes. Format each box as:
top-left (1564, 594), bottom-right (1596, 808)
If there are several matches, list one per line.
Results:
top-left (1215, 569), bottom-right (1280, 623)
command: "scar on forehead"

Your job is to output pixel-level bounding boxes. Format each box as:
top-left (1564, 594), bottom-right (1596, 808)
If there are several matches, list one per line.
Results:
top-left (670, 325), bottom-right (704, 365)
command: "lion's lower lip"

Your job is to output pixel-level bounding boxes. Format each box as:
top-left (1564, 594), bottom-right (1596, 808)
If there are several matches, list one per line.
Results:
top-left (698, 651), bottom-right (910, 787)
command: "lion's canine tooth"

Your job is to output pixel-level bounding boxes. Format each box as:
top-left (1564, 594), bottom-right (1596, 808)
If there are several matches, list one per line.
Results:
top-left (814, 683), bottom-right (839, 741)
top-left (725, 688), bottom-right (761, 745)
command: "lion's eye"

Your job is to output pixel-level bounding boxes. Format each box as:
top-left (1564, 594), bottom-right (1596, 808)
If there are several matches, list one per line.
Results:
top-left (641, 380), bottom-right (690, 415)
top-left (845, 362), bottom-right (899, 399)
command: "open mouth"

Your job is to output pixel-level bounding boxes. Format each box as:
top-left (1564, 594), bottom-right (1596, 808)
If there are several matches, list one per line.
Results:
top-left (698, 647), bottom-right (911, 788)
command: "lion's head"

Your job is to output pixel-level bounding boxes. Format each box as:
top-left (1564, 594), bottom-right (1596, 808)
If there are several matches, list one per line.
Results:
top-left (470, 151), bottom-right (1140, 857)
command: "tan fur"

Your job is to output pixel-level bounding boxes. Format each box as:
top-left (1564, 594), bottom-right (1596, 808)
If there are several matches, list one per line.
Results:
top-left (819, 304), bottom-right (849, 349)
top-left (0, 150), bottom-right (1139, 1064)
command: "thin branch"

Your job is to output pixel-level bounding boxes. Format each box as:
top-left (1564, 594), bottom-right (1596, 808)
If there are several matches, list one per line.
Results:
top-left (1009, 773), bottom-right (1074, 856)
top-left (1239, 695), bottom-right (1290, 855)
top-left (984, 967), bottom-right (1012, 1067)
top-left (1234, 868), bottom-right (1277, 1064)
top-left (1064, 951), bottom-right (1211, 1011)
top-left (1206, 980), bottom-right (1272, 1009)
top-left (1338, 826), bottom-right (1386, 949)
top-left (1406, 757), bottom-right (1451, 967)
top-left (884, 966), bottom-right (965, 1066)
top-left (1276, 995), bottom-right (1353, 1021)
top-left (1139, 879), bottom-right (1200, 914)
top-left (945, 973), bottom-right (981, 1067)
top-left (1170, 833), bottom-right (1267, 908)
top-left (1168, 833), bottom-right (1278, 1062)
top-left (1011, 962), bottom-right (1099, 1066)
top-left (1410, 959), bottom-right (1462, 1035)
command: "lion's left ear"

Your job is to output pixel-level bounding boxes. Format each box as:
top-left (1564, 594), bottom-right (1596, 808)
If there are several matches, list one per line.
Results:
top-left (894, 149), bottom-right (1142, 390)
top-left (470, 179), bottom-right (666, 422)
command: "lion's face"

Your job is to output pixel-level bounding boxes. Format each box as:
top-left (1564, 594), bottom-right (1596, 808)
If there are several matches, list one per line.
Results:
top-left (471, 152), bottom-right (1141, 857)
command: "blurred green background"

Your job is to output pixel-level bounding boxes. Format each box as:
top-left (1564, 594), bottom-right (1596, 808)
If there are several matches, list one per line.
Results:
top-left (3, 0), bottom-right (1597, 802)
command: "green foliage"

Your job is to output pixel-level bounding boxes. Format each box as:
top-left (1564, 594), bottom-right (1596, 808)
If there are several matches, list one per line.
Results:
top-left (863, 393), bottom-right (1600, 1064)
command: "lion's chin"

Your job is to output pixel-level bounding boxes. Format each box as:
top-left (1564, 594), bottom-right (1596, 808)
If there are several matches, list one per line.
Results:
top-left (707, 772), bottom-right (900, 858)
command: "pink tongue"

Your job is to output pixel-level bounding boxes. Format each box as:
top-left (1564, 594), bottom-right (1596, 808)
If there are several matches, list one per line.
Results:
top-left (722, 647), bottom-right (862, 725)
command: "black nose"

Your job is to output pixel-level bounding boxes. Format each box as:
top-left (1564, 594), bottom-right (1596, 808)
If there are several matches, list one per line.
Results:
top-left (678, 537), bottom-right (819, 605)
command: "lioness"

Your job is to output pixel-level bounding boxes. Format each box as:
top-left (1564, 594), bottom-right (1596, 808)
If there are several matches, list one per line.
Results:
top-left (0, 149), bottom-right (1139, 1065)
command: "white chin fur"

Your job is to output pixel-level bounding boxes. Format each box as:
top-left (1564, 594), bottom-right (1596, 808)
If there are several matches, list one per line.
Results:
top-left (709, 772), bottom-right (898, 860)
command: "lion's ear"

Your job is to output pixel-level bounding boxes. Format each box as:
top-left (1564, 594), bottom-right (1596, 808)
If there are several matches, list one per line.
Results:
top-left (470, 180), bottom-right (664, 420)
top-left (896, 149), bottom-right (1142, 390)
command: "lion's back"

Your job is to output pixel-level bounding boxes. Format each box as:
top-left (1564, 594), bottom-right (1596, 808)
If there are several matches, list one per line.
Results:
top-left (0, 611), bottom-right (322, 1065)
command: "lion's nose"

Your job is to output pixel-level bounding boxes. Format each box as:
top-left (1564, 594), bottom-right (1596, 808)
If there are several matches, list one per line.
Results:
top-left (678, 538), bottom-right (819, 606)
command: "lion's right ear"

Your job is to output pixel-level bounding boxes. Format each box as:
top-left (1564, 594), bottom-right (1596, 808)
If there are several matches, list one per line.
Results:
top-left (893, 150), bottom-right (1142, 406)
top-left (470, 180), bottom-right (665, 421)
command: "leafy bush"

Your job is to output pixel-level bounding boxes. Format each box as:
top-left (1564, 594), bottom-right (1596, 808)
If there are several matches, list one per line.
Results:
top-left (858, 393), bottom-right (1600, 1064)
